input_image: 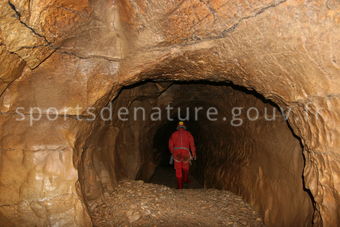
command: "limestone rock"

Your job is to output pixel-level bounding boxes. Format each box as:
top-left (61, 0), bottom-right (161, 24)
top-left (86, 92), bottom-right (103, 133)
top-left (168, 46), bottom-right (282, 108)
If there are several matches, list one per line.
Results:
top-left (0, 0), bottom-right (339, 226)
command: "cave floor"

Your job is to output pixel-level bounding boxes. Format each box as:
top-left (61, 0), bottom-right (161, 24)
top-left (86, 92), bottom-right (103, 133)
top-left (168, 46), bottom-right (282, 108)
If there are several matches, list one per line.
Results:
top-left (90, 180), bottom-right (264, 226)
top-left (149, 165), bottom-right (203, 189)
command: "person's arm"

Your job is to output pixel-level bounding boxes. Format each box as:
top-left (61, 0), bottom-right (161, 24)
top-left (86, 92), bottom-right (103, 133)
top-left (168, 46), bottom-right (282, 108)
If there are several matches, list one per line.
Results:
top-left (169, 134), bottom-right (174, 154)
top-left (189, 133), bottom-right (196, 159)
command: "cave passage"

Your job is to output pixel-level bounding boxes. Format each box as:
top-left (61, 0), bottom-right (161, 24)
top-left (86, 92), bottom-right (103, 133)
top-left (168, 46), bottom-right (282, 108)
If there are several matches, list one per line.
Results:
top-left (79, 81), bottom-right (315, 226)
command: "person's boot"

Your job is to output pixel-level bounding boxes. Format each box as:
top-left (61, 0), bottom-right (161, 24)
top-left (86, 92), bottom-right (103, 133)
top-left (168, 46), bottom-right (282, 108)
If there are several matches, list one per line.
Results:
top-left (183, 169), bottom-right (191, 184)
top-left (176, 177), bottom-right (183, 189)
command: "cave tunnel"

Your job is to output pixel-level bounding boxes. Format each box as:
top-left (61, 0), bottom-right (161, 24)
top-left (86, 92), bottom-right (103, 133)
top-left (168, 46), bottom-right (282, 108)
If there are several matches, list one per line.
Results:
top-left (78, 81), bottom-right (314, 226)
top-left (0, 0), bottom-right (339, 226)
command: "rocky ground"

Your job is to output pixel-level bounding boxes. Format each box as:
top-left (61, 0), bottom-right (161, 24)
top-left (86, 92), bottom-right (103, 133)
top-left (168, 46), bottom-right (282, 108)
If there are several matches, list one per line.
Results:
top-left (90, 180), bottom-right (264, 226)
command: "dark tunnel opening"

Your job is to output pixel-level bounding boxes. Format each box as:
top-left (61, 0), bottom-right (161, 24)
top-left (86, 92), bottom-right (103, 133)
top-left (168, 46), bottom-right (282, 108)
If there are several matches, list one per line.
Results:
top-left (79, 80), bottom-right (315, 226)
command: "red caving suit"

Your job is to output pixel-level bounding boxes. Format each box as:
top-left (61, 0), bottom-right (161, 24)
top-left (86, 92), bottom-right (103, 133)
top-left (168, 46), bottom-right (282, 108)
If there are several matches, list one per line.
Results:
top-left (168, 128), bottom-right (196, 187)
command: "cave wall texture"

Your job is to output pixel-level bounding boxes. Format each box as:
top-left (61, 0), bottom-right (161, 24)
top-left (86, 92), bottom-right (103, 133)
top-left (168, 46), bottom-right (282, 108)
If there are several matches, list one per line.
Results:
top-left (0, 0), bottom-right (339, 226)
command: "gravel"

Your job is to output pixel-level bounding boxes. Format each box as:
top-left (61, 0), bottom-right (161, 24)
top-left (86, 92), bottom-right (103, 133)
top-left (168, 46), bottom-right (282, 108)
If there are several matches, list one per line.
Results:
top-left (90, 180), bottom-right (264, 226)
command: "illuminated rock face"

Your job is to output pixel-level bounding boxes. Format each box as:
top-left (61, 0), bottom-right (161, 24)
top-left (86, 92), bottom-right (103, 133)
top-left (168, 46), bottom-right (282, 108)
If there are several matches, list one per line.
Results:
top-left (0, 0), bottom-right (339, 226)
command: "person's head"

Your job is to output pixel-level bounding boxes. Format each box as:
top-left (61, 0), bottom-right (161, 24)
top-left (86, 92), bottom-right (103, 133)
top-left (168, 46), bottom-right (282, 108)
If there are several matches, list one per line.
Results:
top-left (176, 121), bottom-right (187, 130)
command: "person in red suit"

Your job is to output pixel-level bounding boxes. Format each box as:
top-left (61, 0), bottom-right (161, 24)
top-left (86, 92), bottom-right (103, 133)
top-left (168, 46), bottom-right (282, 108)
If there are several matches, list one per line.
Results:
top-left (168, 121), bottom-right (196, 189)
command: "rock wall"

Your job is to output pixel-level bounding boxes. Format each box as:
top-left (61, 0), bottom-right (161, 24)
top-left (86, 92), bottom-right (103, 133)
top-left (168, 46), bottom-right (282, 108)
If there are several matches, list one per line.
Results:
top-left (0, 0), bottom-right (339, 226)
top-left (0, 116), bottom-right (91, 226)
top-left (189, 84), bottom-right (314, 226)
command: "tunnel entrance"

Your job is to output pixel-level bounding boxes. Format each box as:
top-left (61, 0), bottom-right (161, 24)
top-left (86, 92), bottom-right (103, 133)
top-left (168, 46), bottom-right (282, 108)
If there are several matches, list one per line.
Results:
top-left (77, 80), bottom-right (314, 226)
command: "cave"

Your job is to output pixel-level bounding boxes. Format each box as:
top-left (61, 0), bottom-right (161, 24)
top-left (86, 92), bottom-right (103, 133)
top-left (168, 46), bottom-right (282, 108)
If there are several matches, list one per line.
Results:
top-left (77, 80), bottom-right (314, 225)
top-left (0, 0), bottom-right (339, 226)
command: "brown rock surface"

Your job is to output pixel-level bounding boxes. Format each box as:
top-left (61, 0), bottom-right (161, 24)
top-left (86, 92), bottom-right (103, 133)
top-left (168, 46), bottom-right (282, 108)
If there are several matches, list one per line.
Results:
top-left (0, 116), bottom-right (91, 226)
top-left (0, 0), bottom-right (339, 226)
top-left (0, 43), bottom-right (25, 95)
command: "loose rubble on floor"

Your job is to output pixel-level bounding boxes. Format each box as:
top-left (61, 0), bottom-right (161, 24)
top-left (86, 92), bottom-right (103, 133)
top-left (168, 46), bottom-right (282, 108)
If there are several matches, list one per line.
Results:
top-left (90, 180), bottom-right (264, 226)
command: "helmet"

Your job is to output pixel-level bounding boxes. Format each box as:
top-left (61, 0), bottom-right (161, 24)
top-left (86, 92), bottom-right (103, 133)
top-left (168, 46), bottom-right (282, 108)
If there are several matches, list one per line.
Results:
top-left (177, 121), bottom-right (186, 130)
